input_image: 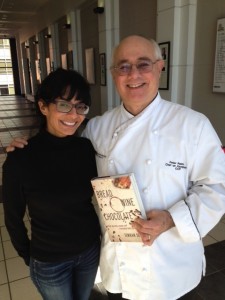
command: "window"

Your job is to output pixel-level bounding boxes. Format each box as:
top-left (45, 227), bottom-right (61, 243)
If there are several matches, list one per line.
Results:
top-left (0, 39), bottom-right (14, 94)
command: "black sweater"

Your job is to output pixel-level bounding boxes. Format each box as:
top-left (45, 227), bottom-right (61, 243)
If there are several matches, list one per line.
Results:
top-left (3, 130), bottom-right (100, 265)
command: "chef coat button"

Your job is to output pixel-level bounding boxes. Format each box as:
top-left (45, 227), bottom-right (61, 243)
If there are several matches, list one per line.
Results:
top-left (143, 188), bottom-right (148, 194)
top-left (120, 262), bottom-right (125, 267)
top-left (109, 159), bottom-right (114, 164)
top-left (113, 132), bottom-right (118, 137)
top-left (142, 267), bottom-right (147, 272)
top-left (146, 159), bottom-right (152, 165)
top-left (153, 130), bottom-right (158, 135)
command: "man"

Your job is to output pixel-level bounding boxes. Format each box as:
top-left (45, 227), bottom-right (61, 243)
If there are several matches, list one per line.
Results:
top-left (7, 36), bottom-right (225, 300)
top-left (83, 36), bottom-right (225, 300)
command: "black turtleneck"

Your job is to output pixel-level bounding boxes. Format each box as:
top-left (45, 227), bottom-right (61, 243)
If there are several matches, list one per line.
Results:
top-left (3, 130), bottom-right (100, 265)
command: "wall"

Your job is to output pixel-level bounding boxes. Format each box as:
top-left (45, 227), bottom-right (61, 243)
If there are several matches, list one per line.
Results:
top-left (119, 0), bottom-right (157, 40)
top-left (192, 0), bottom-right (225, 144)
top-left (58, 16), bottom-right (69, 56)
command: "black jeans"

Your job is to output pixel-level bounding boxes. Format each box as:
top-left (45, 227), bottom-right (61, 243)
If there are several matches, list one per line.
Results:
top-left (107, 285), bottom-right (199, 300)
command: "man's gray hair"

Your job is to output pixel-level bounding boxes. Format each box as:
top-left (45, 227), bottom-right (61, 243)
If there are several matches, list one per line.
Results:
top-left (111, 36), bottom-right (163, 67)
top-left (150, 39), bottom-right (163, 60)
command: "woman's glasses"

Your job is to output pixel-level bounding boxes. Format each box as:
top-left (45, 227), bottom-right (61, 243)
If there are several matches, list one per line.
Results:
top-left (54, 100), bottom-right (89, 115)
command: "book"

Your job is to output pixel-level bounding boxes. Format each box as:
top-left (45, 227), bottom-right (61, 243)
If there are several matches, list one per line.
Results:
top-left (91, 173), bottom-right (147, 242)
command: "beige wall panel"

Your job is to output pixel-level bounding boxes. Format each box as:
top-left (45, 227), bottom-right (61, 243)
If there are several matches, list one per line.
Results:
top-left (119, 0), bottom-right (157, 40)
top-left (192, 0), bottom-right (225, 144)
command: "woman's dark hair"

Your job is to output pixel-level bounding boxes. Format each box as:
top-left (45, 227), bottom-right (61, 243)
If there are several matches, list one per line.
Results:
top-left (35, 68), bottom-right (91, 129)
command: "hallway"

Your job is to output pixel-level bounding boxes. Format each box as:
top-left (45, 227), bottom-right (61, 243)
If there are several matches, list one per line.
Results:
top-left (1, 95), bottom-right (225, 299)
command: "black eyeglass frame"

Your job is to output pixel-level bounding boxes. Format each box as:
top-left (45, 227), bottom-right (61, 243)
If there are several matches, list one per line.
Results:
top-left (53, 99), bottom-right (90, 115)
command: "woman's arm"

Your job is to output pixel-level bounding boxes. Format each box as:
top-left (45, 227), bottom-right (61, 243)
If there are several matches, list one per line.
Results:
top-left (2, 154), bottom-right (30, 265)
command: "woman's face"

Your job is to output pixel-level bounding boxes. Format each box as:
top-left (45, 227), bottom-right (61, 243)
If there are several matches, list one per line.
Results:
top-left (38, 97), bottom-right (85, 137)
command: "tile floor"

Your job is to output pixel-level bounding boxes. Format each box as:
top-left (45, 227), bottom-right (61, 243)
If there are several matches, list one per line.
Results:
top-left (0, 95), bottom-right (225, 299)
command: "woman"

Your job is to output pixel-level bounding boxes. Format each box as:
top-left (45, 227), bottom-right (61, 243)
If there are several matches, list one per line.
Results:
top-left (2, 68), bottom-right (101, 300)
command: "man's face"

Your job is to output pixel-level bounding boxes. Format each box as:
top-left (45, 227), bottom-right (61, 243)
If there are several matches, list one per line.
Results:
top-left (111, 36), bottom-right (164, 115)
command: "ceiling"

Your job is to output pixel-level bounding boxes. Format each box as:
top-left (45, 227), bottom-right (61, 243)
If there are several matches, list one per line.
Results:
top-left (0, 0), bottom-right (51, 39)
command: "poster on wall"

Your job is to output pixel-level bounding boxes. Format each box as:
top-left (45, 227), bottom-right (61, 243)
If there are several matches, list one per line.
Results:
top-left (85, 48), bottom-right (95, 84)
top-left (35, 59), bottom-right (41, 83)
top-left (61, 54), bottom-right (67, 69)
top-left (46, 58), bottom-right (51, 75)
top-left (213, 18), bottom-right (225, 93)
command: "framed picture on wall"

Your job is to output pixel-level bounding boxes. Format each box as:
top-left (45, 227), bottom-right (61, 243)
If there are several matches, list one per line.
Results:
top-left (159, 41), bottom-right (170, 90)
top-left (85, 48), bottom-right (95, 84)
top-left (100, 53), bottom-right (106, 86)
top-left (67, 50), bottom-right (73, 70)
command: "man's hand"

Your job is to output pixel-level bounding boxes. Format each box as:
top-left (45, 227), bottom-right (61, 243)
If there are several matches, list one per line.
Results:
top-left (132, 210), bottom-right (175, 246)
top-left (6, 137), bottom-right (28, 152)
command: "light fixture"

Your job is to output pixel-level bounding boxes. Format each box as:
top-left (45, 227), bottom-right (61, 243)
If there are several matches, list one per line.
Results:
top-left (93, 6), bottom-right (104, 14)
top-left (44, 34), bottom-right (51, 39)
top-left (63, 23), bottom-right (71, 29)
top-left (33, 41), bottom-right (38, 45)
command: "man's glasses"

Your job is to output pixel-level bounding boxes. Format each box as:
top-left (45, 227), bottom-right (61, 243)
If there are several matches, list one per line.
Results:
top-left (111, 60), bottom-right (160, 76)
top-left (54, 100), bottom-right (89, 115)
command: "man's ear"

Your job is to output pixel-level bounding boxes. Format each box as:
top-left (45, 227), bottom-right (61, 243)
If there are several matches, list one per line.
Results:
top-left (158, 60), bottom-right (165, 72)
top-left (157, 60), bottom-right (165, 79)
top-left (38, 100), bottom-right (48, 115)
top-left (110, 69), bottom-right (116, 81)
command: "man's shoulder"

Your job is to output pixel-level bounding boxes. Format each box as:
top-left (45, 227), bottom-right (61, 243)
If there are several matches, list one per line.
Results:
top-left (83, 106), bottom-right (120, 140)
top-left (162, 99), bottom-right (207, 121)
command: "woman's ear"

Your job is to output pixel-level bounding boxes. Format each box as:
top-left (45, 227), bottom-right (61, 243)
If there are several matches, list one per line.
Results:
top-left (38, 100), bottom-right (48, 115)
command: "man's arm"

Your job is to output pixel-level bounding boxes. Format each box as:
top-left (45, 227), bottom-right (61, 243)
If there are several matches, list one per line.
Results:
top-left (6, 137), bottom-right (28, 152)
top-left (134, 120), bottom-right (225, 246)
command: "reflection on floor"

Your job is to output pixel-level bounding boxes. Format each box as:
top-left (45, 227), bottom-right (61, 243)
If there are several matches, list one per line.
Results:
top-left (0, 95), bottom-right (225, 299)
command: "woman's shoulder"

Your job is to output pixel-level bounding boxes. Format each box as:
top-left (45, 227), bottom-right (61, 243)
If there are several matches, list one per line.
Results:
top-left (4, 146), bottom-right (27, 170)
top-left (74, 136), bottom-right (96, 154)
top-left (5, 134), bottom-right (39, 161)
top-left (76, 136), bottom-right (94, 148)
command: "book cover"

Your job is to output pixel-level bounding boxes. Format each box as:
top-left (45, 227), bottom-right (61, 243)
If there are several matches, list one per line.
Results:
top-left (91, 173), bottom-right (147, 242)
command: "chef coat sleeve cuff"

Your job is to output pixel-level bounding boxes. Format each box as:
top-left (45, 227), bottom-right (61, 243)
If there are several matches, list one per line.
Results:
top-left (168, 200), bottom-right (201, 243)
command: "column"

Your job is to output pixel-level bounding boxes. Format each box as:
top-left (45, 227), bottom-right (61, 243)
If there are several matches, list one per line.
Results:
top-left (157, 0), bottom-right (197, 107)
top-left (69, 10), bottom-right (83, 72)
top-left (50, 23), bottom-right (61, 69)
top-left (99, 0), bottom-right (120, 112)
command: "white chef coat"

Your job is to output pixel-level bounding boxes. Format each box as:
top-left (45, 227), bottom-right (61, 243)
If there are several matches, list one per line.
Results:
top-left (83, 93), bottom-right (225, 300)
